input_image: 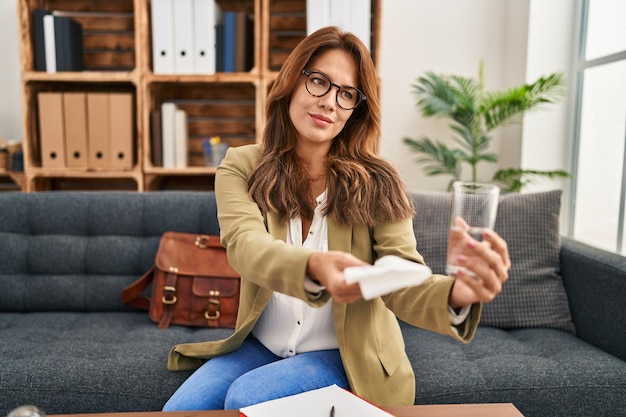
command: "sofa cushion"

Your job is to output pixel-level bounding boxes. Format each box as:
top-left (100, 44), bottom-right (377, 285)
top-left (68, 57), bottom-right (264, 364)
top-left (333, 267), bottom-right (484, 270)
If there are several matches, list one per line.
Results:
top-left (0, 312), bottom-right (234, 414)
top-left (401, 323), bottom-right (626, 417)
top-left (412, 190), bottom-right (575, 333)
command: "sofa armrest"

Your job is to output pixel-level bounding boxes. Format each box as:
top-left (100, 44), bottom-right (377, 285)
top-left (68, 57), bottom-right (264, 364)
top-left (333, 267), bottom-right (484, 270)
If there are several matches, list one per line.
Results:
top-left (560, 237), bottom-right (626, 361)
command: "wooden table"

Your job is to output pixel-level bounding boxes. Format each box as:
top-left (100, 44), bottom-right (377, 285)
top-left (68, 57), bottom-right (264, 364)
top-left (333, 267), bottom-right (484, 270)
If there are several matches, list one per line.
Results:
top-left (52, 403), bottom-right (524, 417)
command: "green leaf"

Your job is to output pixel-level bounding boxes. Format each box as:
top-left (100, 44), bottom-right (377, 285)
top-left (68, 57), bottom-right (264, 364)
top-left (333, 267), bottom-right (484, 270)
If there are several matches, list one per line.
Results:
top-left (492, 168), bottom-right (570, 192)
top-left (482, 73), bottom-right (565, 131)
top-left (412, 72), bottom-right (456, 117)
top-left (403, 136), bottom-right (462, 179)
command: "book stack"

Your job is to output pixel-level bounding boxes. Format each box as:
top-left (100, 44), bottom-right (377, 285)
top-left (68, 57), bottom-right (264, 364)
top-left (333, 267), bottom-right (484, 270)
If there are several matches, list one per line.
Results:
top-left (33, 9), bottom-right (84, 73)
top-left (151, 0), bottom-right (253, 74)
top-left (152, 103), bottom-right (188, 168)
top-left (37, 92), bottom-right (134, 169)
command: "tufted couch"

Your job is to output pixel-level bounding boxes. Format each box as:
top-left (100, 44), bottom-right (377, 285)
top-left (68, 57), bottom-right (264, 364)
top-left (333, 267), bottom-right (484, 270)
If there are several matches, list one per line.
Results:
top-left (0, 190), bottom-right (624, 417)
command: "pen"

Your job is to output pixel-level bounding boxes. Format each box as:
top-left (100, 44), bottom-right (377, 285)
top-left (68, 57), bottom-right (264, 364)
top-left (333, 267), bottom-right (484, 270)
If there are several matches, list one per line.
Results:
top-left (330, 405), bottom-right (335, 417)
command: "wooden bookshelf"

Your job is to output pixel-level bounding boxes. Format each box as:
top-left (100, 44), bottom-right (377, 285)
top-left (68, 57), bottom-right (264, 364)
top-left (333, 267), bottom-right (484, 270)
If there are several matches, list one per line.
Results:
top-left (16, 0), bottom-right (380, 192)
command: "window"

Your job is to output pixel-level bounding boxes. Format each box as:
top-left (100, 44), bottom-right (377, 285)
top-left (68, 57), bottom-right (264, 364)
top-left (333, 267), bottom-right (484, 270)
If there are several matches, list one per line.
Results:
top-left (569, 0), bottom-right (626, 253)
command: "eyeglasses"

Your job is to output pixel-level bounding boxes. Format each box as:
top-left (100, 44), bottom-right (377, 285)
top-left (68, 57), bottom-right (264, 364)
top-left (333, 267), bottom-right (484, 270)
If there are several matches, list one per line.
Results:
top-left (301, 70), bottom-right (366, 110)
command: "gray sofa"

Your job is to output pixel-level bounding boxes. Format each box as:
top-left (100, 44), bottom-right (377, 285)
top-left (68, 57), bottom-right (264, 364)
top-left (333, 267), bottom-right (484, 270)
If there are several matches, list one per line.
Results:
top-left (0, 190), bottom-right (624, 417)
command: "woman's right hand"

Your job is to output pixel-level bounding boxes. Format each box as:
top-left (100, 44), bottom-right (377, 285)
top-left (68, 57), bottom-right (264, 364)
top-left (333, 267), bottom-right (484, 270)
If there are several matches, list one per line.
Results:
top-left (307, 251), bottom-right (367, 304)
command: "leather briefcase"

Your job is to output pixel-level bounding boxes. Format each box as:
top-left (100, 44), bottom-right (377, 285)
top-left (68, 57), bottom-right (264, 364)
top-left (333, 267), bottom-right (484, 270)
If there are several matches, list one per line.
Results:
top-left (122, 232), bottom-right (240, 329)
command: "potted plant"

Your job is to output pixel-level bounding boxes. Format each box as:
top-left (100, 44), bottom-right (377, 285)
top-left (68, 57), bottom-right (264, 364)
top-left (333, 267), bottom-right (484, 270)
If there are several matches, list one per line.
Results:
top-left (403, 62), bottom-right (569, 192)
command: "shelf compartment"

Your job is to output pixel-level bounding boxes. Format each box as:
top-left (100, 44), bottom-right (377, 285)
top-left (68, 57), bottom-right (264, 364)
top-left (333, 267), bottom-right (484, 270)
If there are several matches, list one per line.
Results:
top-left (267, 0), bottom-right (306, 72)
top-left (0, 172), bottom-right (24, 192)
top-left (146, 81), bottom-right (257, 169)
top-left (20, 0), bottom-right (137, 73)
top-left (144, 0), bottom-right (259, 76)
top-left (144, 172), bottom-right (218, 191)
top-left (26, 173), bottom-right (142, 192)
top-left (23, 81), bottom-right (139, 171)
top-left (265, 0), bottom-right (381, 73)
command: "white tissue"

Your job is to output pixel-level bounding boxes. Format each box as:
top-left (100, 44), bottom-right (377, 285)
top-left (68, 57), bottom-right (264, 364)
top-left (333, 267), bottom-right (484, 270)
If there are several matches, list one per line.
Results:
top-left (344, 255), bottom-right (432, 300)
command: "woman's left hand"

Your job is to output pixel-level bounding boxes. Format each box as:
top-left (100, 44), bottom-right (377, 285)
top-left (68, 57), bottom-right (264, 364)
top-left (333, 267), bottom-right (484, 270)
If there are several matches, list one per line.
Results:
top-left (448, 226), bottom-right (511, 309)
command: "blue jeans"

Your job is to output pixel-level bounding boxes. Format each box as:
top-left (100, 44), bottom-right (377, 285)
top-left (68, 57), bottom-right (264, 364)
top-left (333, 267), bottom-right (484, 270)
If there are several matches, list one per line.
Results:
top-left (162, 337), bottom-right (349, 410)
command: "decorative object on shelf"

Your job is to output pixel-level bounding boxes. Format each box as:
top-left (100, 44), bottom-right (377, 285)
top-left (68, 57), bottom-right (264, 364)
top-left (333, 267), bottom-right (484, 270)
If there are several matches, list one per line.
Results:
top-left (403, 61), bottom-right (569, 192)
top-left (203, 135), bottom-right (229, 166)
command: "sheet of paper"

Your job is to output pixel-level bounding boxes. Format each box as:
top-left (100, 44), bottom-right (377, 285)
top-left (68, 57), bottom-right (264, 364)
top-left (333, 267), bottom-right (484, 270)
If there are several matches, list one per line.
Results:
top-left (239, 384), bottom-right (395, 417)
top-left (344, 255), bottom-right (432, 300)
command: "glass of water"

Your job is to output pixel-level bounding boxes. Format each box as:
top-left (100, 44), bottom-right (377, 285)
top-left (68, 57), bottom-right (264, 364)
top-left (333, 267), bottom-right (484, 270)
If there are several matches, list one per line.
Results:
top-left (446, 181), bottom-right (500, 277)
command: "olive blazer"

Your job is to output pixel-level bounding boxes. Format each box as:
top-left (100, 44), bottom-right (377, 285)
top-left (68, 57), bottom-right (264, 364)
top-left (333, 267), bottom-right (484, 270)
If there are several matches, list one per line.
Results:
top-left (167, 144), bottom-right (481, 406)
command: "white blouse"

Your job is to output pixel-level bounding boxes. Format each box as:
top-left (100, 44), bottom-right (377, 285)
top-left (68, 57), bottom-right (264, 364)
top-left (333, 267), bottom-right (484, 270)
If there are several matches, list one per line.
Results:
top-left (252, 191), bottom-right (336, 357)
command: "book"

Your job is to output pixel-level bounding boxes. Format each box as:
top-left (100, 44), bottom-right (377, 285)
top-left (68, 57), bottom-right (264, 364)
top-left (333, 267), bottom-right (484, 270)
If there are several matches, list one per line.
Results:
top-left (54, 15), bottom-right (84, 71)
top-left (33, 9), bottom-right (49, 71)
top-left (161, 102), bottom-right (177, 168)
top-left (43, 14), bottom-right (57, 73)
top-left (221, 11), bottom-right (236, 72)
top-left (239, 384), bottom-right (394, 417)
top-left (174, 108), bottom-right (188, 168)
top-left (151, 108), bottom-right (163, 166)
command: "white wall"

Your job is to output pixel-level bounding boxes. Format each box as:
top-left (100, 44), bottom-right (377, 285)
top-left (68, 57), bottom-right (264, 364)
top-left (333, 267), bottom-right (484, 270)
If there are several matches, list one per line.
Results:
top-left (521, 0), bottom-right (577, 187)
top-left (0, 1), bottom-right (22, 142)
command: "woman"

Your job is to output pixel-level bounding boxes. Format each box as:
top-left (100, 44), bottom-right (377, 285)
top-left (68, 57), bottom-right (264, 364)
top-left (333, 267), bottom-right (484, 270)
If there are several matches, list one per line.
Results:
top-left (163, 26), bottom-right (510, 411)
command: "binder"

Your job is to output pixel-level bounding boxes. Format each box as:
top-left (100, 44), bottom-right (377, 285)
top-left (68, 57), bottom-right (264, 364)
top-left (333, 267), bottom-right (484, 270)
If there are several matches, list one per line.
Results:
top-left (221, 11), bottom-right (236, 72)
top-left (151, 108), bottom-right (163, 166)
top-left (193, 0), bottom-right (218, 74)
top-left (87, 93), bottom-right (111, 168)
top-left (306, 0), bottom-right (331, 35)
top-left (349, 0), bottom-right (371, 50)
top-left (33, 9), bottom-right (50, 71)
top-left (152, 0), bottom-right (175, 74)
top-left (38, 92), bottom-right (66, 168)
top-left (62, 92), bottom-right (88, 168)
top-left (173, 0), bottom-right (195, 74)
top-left (306, 0), bottom-right (371, 50)
top-left (161, 102), bottom-right (177, 168)
top-left (53, 15), bottom-right (84, 71)
top-left (215, 15), bottom-right (224, 72)
top-left (174, 108), bottom-right (188, 168)
top-left (108, 93), bottom-right (134, 169)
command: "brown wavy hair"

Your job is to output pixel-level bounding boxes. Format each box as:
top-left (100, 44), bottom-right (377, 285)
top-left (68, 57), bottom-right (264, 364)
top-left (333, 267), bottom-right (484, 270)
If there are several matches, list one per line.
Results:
top-left (248, 26), bottom-right (414, 226)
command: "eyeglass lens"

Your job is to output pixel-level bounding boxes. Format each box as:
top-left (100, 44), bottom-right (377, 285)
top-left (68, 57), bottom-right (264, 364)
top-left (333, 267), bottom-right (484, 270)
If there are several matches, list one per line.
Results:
top-left (304, 71), bottom-right (362, 110)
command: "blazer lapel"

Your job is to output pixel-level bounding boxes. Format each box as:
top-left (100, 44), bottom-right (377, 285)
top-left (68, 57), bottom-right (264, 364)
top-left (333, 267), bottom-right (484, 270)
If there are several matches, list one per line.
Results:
top-left (328, 216), bottom-right (352, 252)
top-left (266, 212), bottom-right (287, 241)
